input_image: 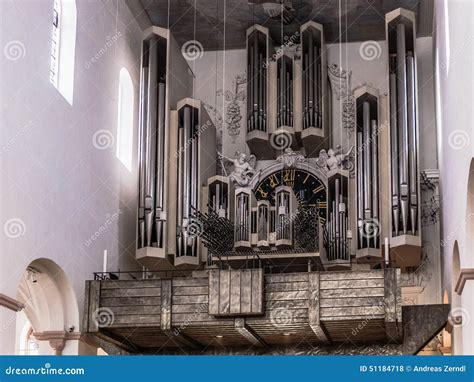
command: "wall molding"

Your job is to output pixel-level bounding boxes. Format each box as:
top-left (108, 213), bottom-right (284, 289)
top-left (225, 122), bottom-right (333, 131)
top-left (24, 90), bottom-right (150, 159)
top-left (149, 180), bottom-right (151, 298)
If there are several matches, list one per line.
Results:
top-left (455, 268), bottom-right (474, 295)
top-left (0, 293), bottom-right (24, 312)
top-left (33, 331), bottom-right (81, 355)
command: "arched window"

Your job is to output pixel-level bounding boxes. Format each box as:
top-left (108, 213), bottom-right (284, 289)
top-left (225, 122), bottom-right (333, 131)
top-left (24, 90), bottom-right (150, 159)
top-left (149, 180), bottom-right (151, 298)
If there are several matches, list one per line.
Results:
top-left (116, 68), bottom-right (134, 171)
top-left (50, 0), bottom-right (77, 105)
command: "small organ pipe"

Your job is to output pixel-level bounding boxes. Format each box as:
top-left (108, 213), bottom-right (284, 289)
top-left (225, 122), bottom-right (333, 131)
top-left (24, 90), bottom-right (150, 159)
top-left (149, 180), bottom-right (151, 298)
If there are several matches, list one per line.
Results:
top-left (371, 119), bottom-right (379, 248)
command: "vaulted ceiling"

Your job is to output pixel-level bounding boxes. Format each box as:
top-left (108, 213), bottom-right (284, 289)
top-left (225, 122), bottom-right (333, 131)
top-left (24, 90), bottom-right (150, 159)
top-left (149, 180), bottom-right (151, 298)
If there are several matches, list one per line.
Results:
top-left (137, 0), bottom-right (434, 50)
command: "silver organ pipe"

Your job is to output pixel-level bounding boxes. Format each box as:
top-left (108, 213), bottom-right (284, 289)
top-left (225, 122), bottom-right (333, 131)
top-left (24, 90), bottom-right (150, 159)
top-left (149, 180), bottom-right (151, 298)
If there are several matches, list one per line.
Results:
top-left (389, 19), bottom-right (419, 237)
top-left (363, 102), bottom-right (372, 225)
top-left (407, 52), bottom-right (418, 235)
top-left (371, 119), bottom-right (379, 249)
top-left (357, 132), bottom-right (364, 248)
top-left (389, 56), bottom-right (400, 236)
top-left (396, 23), bottom-right (409, 235)
top-left (154, 82), bottom-right (166, 247)
top-left (277, 56), bottom-right (293, 128)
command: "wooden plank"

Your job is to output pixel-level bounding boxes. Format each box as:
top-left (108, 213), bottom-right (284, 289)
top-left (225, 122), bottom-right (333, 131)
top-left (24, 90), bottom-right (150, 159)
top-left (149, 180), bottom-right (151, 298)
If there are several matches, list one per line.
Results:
top-left (265, 291), bottom-right (308, 301)
top-left (173, 286), bottom-right (208, 296)
top-left (230, 270), bottom-right (241, 314)
top-left (308, 273), bottom-right (329, 343)
top-left (101, 288), bottom-right (161, 298)
top-left (219, 271), bottom-right (230, 314)
top-left (112, 315), bottom-right (161, 325)
top-left (100, 280), bottom-right (161, 289)
top-left (173, 295), bottom-right (208, 305)
top-left (109, 305), bottom-right (161, 315)
top-left (235, 318), bottom-right (267, 347)
top-left (320, 296), bottom-right (384, 308)
top-left (240, 270), bottom-right (252, 313)
top-left (264, 281), bottom-right (308, 292)
top-left (173, 277), bottom-right (208, 287)
top-left (320, 288), bottom-right (385, 298)
top-left (320, 278), bottom-right (384, 289)
top-left (251, 269), bottom-right (263, 314)
top-left (320, 306), bottom-right (385, 318)
top-left (88, 281), bottom-right (101, 332)
top-left (101, 297), bottom-right (161, 307)
top-left (82, 281), bottom-right (91, 333)
top-left (161, 279), bottom-right (172, 331)
top-left (320, 271), bottom-right (384, 281)
top-left (208, 270), bottom-right (219, 315)
top-left (266, 299), bottom-right (308, 310)
top-left (266, 273), bottom-right (308, 283)
top-left (172, 304), bottom-right (209, 314)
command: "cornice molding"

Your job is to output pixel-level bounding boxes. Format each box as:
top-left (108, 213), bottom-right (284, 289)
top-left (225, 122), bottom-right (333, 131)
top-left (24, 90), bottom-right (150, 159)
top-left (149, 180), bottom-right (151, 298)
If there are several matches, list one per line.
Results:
top-left (455, 268), bottom-right (474, 295)
top-left (0, 293), bottom-right (24, 312)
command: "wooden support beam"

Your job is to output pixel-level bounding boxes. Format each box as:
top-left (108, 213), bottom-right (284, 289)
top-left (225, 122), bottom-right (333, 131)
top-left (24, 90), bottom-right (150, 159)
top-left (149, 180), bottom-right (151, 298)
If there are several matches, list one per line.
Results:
top-left (85, 281), bottom-right (101, 333)
top-left (308, 272), bottom-right (330, 343)
top-left (235, 318), bottom-right (268, 348)
top-left (384, 268), bottom-right (401, 342)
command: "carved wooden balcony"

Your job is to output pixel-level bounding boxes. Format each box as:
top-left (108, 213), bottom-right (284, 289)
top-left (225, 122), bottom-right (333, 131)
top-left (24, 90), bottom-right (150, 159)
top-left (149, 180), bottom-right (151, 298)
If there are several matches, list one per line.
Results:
top-left (83, 268), bottom-right (448, 354)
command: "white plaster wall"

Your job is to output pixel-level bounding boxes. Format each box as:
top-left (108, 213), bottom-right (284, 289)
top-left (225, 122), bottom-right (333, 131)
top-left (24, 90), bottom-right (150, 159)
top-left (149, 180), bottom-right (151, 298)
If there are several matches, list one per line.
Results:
top-left (434, 0), bottom-right (474, 355)
top-left (0, 0), bottom-right (143, 354)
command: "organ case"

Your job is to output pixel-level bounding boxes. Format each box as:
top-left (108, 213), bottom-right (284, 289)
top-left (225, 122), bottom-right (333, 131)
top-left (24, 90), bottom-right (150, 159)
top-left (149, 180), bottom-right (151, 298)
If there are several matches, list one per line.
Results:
top-left (385, 8), bottom-right (421, 269)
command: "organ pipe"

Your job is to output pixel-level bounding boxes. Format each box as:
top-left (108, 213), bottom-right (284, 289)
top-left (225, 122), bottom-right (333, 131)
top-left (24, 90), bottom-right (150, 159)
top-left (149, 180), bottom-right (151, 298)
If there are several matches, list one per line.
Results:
top-left (302, 28), bottom-right (322, 130)
top-left (325, 178), bottom-right (349, 261)
top-left (277, 56), bottom-right (293, 128)
top-left (138, 38), bottom-right (167, 249)
top-left (389, 56), bottom-right (400, 237)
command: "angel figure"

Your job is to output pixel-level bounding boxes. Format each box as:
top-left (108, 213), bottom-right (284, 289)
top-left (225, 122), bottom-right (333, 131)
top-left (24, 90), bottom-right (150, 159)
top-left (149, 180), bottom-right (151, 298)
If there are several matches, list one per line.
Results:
top-left (316, 146), bottom-right (354, 171)
top-left (218, 151), bottom-right (257, 187)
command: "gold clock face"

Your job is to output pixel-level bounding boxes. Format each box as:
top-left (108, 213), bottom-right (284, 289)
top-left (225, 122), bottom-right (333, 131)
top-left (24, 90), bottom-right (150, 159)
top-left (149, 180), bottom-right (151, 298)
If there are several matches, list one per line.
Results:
top-left (254, 169), bottom-right (327, 220)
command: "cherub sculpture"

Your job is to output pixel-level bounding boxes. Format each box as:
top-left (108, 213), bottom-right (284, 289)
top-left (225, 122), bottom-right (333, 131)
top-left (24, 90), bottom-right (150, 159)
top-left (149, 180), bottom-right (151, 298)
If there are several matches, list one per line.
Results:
top-left (276, 148), bottom-right (305, 168)
top-left (218, 151), bottom-right (257, 187)
top-left (316, 146), bottom-right (355, 172)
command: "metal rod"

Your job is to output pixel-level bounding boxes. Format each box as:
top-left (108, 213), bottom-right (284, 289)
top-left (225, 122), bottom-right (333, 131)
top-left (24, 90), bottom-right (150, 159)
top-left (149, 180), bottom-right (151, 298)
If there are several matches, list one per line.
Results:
top-left (357, 131), bottom-right (364, 248)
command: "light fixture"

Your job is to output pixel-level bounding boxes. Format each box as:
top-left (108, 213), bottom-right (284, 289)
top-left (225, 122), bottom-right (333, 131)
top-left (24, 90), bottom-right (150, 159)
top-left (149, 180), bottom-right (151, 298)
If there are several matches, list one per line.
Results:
top-left (283, 332), bottom-right (291, 336)
top-left (216, 335), bottom-right (223, 339)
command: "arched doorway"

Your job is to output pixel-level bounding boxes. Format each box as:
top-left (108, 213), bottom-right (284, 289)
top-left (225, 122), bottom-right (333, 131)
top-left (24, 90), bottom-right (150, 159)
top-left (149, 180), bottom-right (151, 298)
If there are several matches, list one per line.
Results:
top-left (15, 258), bottom-right (80, 355)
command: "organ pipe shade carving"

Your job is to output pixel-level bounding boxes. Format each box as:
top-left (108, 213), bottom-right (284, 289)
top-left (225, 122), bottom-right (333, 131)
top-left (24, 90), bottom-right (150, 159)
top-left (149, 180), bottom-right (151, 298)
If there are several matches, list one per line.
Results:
top-left (176, 105), bottom-right (200, 257)
top-left (246, 29), bottom-right (267, 133)
top-left (138, 37), bottom-right (167, 250)
top-left (301, 26), bottom-right (322, 130)
top-left (388, 16), bottom-right (418, 236)
top-left (277, 55), bottom-right (293, 128)
top-left (356, 96), bottom-right (380, 249)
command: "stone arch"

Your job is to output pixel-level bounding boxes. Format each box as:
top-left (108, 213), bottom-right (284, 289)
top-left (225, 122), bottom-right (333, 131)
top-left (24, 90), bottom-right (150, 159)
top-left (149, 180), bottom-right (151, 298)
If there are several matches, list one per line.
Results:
top-left (16, 258), bottom-right (79, 355)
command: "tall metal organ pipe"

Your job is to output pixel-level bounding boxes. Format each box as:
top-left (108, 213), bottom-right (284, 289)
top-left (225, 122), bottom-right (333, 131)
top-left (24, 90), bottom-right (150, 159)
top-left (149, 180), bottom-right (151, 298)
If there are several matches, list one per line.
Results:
top-left (407, 52), bottom-right (418, 235)
top-left (302, 31), bottom-right (321, 130)
top-left (389, 56), bottom-right (400, 236)
top-left (325, 178), bottom-right (349, 261)
top-left (247, 31), bottom-right (267, 133)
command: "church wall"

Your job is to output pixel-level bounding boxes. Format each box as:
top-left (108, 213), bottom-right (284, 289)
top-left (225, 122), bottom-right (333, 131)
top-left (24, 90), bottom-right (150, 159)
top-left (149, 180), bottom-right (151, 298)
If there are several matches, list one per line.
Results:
top-left (0, 0), bottom-right (143, 353)
top-left (434, 0), bottom-right (474, 354)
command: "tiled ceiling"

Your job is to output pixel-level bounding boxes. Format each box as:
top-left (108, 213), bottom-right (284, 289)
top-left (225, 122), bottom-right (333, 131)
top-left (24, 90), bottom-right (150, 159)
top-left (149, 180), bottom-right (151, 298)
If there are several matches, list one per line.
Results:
top-left (138, 0), bottom-right (434, 50)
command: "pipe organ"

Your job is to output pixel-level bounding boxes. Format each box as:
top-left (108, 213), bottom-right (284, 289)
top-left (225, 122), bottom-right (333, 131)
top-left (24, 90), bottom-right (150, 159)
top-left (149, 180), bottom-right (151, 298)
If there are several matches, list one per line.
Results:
top-left (275, 186), bottom-right (298, 247)
top-left (248, 22), bottom-right (327, 159)
top-left (385, 8), bottom-right (421, 268)
top-left (234, 188), bottom-right (256, 249)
